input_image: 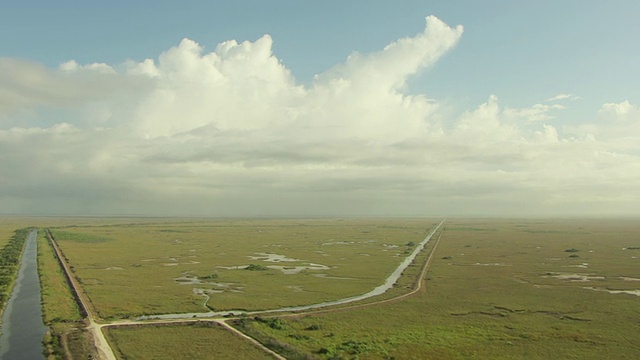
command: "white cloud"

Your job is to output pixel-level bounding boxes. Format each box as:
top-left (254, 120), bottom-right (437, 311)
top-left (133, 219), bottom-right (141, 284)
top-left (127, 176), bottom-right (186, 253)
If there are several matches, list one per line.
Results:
top-left (0, 16), bottom-right (639, 217)
top-left (129, 35), bottom-right (305, 137)
top-left (504, 103), bottom-right (565, 123)
top-left (599, 100), bottom-right (637, 119)
top-left (545, 93), bottom-right (581, 102)
top-left (59, 60), bottom-right (116, 74)
top-left (569, 100), bottom-right (640, 144)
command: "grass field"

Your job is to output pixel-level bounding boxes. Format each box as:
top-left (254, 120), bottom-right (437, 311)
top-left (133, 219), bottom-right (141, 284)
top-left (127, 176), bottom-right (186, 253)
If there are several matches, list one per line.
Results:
top-left (36, 229), bottom-right (93, 359)
top-left (37, 230), bottom-right (83, 324)
top-left (2, 216), bottom-right (639, 359)
top-left (232, 219), bottom-right (640, 359)
top-left (104, 322), bottom-right (276, 359)
top-left (49, 218), bottom-right (438, 318)
top-left (0, 217), bottom-right (36, 247)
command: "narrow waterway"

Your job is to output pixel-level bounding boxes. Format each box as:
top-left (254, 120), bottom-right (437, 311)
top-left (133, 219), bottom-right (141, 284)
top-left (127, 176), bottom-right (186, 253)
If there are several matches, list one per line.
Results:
top-left (0, 230), bottom-right (47, 360)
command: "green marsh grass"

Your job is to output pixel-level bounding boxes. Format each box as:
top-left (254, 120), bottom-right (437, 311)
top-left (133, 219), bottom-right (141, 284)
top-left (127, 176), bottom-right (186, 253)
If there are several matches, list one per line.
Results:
top-left (36, 229), bottom-right (89, 359)
top-left (36, 230), bottom-right (82, 323)
top-left (50, 218), bottom-right (438, 318)
top-left (6, 216), bottom-right (635, 358)
top-left (235, 219), bottom-right (640, 359)
top-left (104, 322), bottom-right (275, 359)
top-left (0, 218), bottom-right (37, 247)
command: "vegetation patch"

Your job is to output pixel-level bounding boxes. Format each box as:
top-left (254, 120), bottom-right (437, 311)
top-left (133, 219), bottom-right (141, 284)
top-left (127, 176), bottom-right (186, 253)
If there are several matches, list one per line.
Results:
top-left (37, 230), bottom-right (89, 359)
top-left (0, 228), bottom-right (30, 312)
top-left (104, 322), bottom-right (274, 359)
top-left (37, 230), bottom-right (83, 323)
top-left (48, 218), bottom-right (434, 317)
top-left (3, 217), bottom-right (637, 359)
top-left (246, 264), bottom-right (268, 271)
top-left (49, 230), bottom-right (111, 243)
top-left (233, 219), bottom-right (640, 359)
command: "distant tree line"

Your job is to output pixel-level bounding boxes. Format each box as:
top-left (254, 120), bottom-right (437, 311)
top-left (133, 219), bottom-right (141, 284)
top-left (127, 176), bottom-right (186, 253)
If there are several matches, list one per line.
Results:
top-left (0, 228), bottom-right (30, 313)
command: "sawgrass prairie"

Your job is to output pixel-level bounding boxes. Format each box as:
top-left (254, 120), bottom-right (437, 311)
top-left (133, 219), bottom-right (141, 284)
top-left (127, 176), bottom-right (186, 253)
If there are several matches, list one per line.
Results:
top-left (236, 219), bottom-right (640, 359)
top-left (2, 217), bottom-right (638, 359)
top-left (48, 218), bottom-right (439, 319)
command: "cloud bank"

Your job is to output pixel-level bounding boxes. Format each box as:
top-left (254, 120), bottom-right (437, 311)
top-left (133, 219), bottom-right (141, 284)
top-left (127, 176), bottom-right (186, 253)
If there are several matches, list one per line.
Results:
top-left (1, 16), bottom-right (638, 217)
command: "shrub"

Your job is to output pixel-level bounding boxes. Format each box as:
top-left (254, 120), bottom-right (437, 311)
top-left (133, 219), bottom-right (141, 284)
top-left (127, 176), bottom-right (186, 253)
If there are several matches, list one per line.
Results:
top-left (198, 273), bottom-right (218, 280)
top-left (245, 264), bottom-right (268, 271)
top-left (255, 316), bottom-right (287, 330)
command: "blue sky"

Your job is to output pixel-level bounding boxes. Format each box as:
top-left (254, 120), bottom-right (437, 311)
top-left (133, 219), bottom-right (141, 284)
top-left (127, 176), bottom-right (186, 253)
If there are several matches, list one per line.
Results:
top-left (1, 1), bottom-right (639, 216)
top-left (3, 1), bottom-right (638, 106)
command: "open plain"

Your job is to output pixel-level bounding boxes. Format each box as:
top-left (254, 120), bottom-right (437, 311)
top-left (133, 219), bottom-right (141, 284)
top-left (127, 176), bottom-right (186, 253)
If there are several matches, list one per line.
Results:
top-left (233, 218), bottom-right (640, 359)
top-left (1, 217), bottom-right (639, 359)
top-left (47, 218), bottom-right (438, 319)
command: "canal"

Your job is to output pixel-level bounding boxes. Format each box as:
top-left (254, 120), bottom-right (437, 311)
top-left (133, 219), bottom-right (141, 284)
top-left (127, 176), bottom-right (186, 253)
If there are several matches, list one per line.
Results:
top-left (0, 230), bottom-right (47, 360)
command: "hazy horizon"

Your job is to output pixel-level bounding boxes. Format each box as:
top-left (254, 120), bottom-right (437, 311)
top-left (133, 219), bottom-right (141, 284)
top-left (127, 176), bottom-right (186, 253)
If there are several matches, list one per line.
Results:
top-left (1, 2), bottom-right (639, 217)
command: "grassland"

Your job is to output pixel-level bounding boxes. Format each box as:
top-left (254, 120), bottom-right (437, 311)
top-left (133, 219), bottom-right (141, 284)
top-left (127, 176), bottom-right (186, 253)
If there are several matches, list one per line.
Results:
top-left (232, 219), bottom-right (640, 359)
top-left (49, 218), bottom-right (437, 318)
top-left (0, 218), bottom-right (36, 247)
top-left (36, 230), bottom-right (91, 359)
top-left (37, 230), bottom-right (83, 324)
top-left (104, 322), bottom-right (276, 359)
top-left (2, 216), bottom-right (639, 359)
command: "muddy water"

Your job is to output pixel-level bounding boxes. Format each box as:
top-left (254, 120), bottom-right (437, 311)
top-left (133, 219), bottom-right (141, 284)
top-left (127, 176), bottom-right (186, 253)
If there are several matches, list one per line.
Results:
top-left (138, 220), bottom-right (444, 320)
top-left (0, 230), bottom-right (47, 360)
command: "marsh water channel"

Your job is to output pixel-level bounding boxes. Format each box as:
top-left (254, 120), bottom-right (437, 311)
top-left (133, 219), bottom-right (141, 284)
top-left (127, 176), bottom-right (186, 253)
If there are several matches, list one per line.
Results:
top-left (138, 220), bottom-right (444, 320)
top-left (0, 230), bottom-right (46, 360)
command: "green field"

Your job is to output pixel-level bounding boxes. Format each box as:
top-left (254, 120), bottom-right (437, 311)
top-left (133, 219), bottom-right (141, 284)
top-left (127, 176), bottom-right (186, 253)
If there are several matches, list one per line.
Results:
top-left (232, 219), bottom-right (640, 359)
top-left (37, 230), bottom-right (83, 324)
top-left (0, 217), bottom-right (36, 247)
top-left (49, 218), bottom-right (437, 319)
top-left (104, 322), bottom-right (275, 360)
top-left (1, 217), bottom-right (639, 359)
top-left (36, 230), bottom-right (90, 359)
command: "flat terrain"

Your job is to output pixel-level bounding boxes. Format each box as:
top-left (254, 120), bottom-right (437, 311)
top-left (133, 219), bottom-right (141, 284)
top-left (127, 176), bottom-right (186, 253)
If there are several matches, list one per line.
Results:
top-left (2, 217), bottom-right (639, 359)
top-left (104, 322), bottom-right (274, 360)
top-left (49, 218), bottom-right (438, 318)
top-left (238, 219), bottom-right (640, 359)
top-left (0, 217), bottom-right (38, 247)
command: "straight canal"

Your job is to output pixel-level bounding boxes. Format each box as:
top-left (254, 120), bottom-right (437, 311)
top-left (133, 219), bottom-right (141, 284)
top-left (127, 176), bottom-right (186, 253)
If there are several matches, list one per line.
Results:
top-left (0, 230), bottom-right (47, 360)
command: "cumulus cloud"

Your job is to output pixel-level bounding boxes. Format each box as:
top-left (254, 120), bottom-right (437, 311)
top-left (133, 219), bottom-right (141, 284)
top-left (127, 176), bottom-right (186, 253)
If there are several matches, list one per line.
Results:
top-left (0, 16), bottom-right (639, 216)
top-left (599, 100), bottom-right (638, 119)
top-left (59, 60), bottom-right (117, 74)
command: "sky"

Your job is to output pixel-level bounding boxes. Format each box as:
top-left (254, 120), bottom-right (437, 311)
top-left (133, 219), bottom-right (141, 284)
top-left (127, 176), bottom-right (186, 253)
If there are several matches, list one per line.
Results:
top-left (1, 1), bottom-right (639, 217)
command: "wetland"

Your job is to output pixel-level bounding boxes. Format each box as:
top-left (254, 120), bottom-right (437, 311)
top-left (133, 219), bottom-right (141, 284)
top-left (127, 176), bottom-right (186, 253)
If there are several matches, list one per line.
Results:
top-left (0, 217), bottom-right (638, 359)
